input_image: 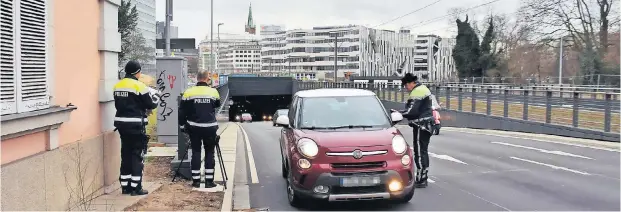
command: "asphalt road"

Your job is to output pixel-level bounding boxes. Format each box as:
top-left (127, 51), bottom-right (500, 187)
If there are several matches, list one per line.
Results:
top-left (240, 122), bottom-right (620, 211)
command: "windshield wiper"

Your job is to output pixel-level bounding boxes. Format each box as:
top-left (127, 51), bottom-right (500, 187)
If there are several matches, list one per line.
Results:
top-left (327, 125), bottom-right (374, 129)
top-left (300, 126), bottom-right (333, 130)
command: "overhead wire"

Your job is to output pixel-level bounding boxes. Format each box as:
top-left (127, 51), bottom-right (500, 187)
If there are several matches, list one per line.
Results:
top-left (371, 0), bottom-right (444, 28)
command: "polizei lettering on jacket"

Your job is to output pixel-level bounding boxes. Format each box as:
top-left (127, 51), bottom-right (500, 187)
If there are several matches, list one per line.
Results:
top-left (115, 91), bottom-right (129, 97)
top-left (194, 98), bottom-right (211, 104)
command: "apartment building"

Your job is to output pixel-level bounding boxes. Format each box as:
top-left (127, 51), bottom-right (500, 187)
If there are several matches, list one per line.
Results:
top-left (128, 0), bottom-right (156, 69)
top-left (259, 25), bottom-right (456, 81)
top-left (218, 42), bottom-right (262, 73)
top-left (1, 0), bottom-right (122, 210)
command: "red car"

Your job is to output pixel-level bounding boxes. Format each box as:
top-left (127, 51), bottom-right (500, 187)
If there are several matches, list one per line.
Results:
top-left (275, 89), bottom-right (415, 207)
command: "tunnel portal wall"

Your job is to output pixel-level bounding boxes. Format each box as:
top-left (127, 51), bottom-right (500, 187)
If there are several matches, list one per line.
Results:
top-left (229, 77), bottom-right (293, 96)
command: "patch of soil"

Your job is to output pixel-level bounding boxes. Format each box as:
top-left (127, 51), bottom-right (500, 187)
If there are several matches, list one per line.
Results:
top-left (124, 182), bottom-right (223, 211)
top-left (142, 156), bottom-right (174, 182)
top-left (125, 156), bottom-right (224, 211)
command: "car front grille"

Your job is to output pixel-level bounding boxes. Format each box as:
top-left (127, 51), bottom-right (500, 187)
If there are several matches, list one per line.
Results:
top-left (331, 161), bottom-right (386, 169)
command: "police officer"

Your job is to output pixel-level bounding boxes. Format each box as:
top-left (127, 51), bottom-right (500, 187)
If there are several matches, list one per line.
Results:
top-left (113, 61), bottom-right (159, 195)
top-left (400, 73), bottom-right (434, 188)
top-left (179, 71), bottom-right (221, 188)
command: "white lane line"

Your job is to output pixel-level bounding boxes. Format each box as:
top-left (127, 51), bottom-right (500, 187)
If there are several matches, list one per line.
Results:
top-left (510, 156), bottom-right (591, 175)
top-left (408, 147), bottom-right (468, 165)
top-left (237, 123), bottom-right (259, 184)
top-left (429, 152), bottom-right (468, 165)
top-left (427, 179), bottom-right (435, 183)
top-left (492, 142), bottom-right (594, 160)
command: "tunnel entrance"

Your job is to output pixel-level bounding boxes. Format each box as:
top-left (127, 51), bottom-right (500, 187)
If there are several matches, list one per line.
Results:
top-left (229, 95), bottom-right (292, 122)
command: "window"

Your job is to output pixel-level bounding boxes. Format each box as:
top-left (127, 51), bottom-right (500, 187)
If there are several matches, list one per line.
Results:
top-left (298, 96), bottom-right (390, 129)
top-left (1, 0), bottom-right (50, 115)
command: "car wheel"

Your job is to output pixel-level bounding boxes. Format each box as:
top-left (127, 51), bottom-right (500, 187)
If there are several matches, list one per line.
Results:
top-left (393, 187), bottom-right (415, 204)
top-left (286, 173), bottom-right (304, 208)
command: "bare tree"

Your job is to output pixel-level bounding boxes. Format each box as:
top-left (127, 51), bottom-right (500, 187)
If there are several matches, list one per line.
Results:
top-left (63, 142), bottom-right (101, 211)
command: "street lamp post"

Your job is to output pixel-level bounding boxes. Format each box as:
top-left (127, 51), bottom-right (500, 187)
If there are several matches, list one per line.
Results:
top-left (217, 23), bottom-right (224, 74)
top-left (210, 0), bottom-right (214, 72)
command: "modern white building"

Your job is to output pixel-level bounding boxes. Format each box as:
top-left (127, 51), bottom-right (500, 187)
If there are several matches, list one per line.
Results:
top-left (217, 42), bottom-right (262, 73)
top-left (259, 25), bottom-right (456, 81)
top-left (198, 33), bottom-right (259, 72)
top-left (128, 0), bottom-right (156, 70)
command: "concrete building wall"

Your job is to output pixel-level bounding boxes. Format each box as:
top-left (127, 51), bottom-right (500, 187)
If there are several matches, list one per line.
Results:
top-left (1, 0), bottom-right (122, 210)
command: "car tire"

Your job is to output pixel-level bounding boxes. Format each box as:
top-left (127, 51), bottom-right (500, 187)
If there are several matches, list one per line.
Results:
top-left (393, 187), bottom-right (415, 204)
top-left (286, 172), bottom-right (304, 208)
top-left (281, 160), bottom-right (287, 179)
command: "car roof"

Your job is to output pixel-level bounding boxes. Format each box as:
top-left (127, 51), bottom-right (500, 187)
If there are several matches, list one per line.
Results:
top-left (294, 88), bottom-right (376, 98)
top-left (242, 113), bottom-right (251, 115)
top-left (277, 109), bottom-right (288, 112)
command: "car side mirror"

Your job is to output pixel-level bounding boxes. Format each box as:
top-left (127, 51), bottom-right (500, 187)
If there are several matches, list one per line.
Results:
top-left (391, 112), bottom-right (403, 125)
top-left (276, 116), bottom-right (290, 127)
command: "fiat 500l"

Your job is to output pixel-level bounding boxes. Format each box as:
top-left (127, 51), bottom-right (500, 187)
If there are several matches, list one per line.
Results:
top-left (275, 88), bottom-right (414, 207)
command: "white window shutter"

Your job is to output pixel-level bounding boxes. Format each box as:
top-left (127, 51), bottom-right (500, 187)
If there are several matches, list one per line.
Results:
top-left (0, 0), bottom-right (17, 115)
top-left (17, 0), bottom-right (49, 113)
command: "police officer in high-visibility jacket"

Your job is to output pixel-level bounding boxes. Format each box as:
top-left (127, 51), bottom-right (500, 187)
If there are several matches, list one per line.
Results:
top-left (400, 73), bottom-right (434, 188)
top-left (113, 61), bottom-right (159, 195)
top-left (179, 71), bottom-right (221, 188)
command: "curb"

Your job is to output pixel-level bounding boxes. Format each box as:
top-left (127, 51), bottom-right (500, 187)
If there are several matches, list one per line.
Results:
top-left (220, 123), bottom-right (238, 212)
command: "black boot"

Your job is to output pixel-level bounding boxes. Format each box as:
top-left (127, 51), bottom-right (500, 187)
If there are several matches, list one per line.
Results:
top-left (415, 180), bottom-right (428, 188)
top-left (131, 187), bottom-right (149, 196)
top-left (192, 180), bottom-right (201, 188)
top-left (204, 180), bottom-right (217, 188)
top-left (121, 187), bottom-right (132, 194)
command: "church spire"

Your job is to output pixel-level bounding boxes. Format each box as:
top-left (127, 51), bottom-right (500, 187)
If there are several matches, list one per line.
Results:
top-left (245, 3), bottom-right (256, 34)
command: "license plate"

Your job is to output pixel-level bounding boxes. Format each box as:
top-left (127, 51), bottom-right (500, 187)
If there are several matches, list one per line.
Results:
top-left (340, 176), bottom-right (381, 187)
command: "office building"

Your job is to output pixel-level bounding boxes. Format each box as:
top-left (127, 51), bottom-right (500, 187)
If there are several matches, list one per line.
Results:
top-left (217, 41), bottom-right (262, 73)
top-left (156, 21), bottom-right (178, 39)
top-left (198, 33), bottom-right (258, 72)
top-left (259, 25), bottom-right (456, 81)
top-left (128, 0), bottom-right (156, 70)
top-left (260, 24), bottom-right (286, 36)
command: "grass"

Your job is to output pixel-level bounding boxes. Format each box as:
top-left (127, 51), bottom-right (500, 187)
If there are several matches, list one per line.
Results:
top-left (377, 90), bottom-right (620, 133)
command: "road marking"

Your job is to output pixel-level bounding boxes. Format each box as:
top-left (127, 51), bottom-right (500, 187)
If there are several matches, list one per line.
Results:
top-left (237, 123), bottom-right (259, 184)
top-left (492, 142), bottom-right (594, 160)
top-left (429, 152), bottom-right (468, 165)
top-left (510, 156), bottom-right (591, 175)
top-left (427, 179), bottom-right (435, 183)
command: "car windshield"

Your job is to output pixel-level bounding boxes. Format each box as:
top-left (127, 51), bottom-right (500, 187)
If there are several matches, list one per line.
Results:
top-left (298, 95), bottom-right (390, 129)
top-left (277, 110), bottom-right (288, 115)
top-left (242, 113), bottom-right (251, 116)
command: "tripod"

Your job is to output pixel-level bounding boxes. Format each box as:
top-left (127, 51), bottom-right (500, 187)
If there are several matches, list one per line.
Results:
top-left (172, 124), bottom-right (230, 190)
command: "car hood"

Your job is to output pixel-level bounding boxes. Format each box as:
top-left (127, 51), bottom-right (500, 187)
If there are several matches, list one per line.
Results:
top-left (297, 127), bottom-right (401, 148)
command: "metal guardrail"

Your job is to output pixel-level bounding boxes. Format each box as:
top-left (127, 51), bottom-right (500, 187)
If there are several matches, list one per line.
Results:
top-left (297, 81), bottom-right (620, 134)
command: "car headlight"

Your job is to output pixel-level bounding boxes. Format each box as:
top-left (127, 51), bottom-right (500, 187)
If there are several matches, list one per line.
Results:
top-left (297, 138), bottom-right (319, 158)
top-left (392, 135), bottom-right (407, 155)
top-left (263, 115), bottom-right (266, 120)
top-left (235, 116), bottom-right (240, 120)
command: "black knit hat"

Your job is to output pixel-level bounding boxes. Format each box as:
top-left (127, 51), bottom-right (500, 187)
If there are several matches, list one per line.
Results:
top-left (401, 73), bottom-right (418, 85)
top-left (125, 61), bottom-right (142, 75)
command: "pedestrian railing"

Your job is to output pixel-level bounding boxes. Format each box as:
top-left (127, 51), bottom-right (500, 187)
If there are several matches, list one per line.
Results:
top-left (297, 81), bottom-right (620, 134)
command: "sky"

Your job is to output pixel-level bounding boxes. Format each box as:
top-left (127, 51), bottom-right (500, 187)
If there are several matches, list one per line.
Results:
top-left (155, 0), bottom-right (521, 42)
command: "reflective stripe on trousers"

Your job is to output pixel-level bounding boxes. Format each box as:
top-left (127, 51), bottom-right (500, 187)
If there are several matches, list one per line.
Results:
top-left (115, 117), bottom-right (148, 123)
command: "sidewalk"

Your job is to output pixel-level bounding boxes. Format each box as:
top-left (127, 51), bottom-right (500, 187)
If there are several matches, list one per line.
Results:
top-left (83, 123), bottom-right (239, 211)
